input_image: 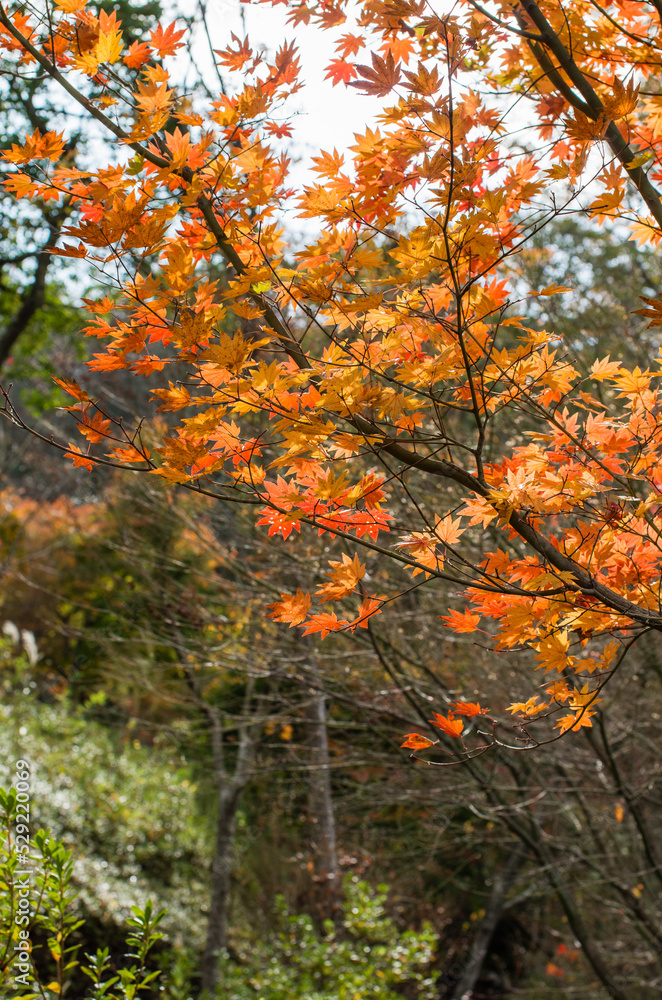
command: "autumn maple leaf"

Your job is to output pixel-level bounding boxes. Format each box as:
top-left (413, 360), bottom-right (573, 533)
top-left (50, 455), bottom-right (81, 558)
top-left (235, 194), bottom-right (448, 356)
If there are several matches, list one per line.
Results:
top-left (64, 444), bottom-right (94, 472)
top-left (255, 508), bottom-right (301, 539)
top-left (439, 609), bottom-right (482, 633)
top-left (215, 34), bottom-right (252, 71)
top-left (150, 21), bottom-right (186, 58)
top-left (123, 41), bottom-right (151, 69)
top-left (429, 712), bottom-right (464, 738)
top-left (451, 701), bottom-right (490, 718)
top-left (350, 595), bottom-right (383, 629)
top-left (134, 79), bottom-right (175, 115)
top-left (315, 552), bottom-right (365, 601)
top-left (554, 711), bottom-right (596, 734)
top-left (52, 376), bottom-right (90, 402)
top-left (434, 514), bottom-right (464, 546)
top-left (47, 242), bottom-right (88, 258)
top-left (603, 77), bottom-right (639, 121)
top-left (401, 734), bottom-right (436, 750)
top-left (634, 295), bottom-right (662, 328)
top-left (508, 697), bottom-right (547, 717)
top-left (348, 50), bottom-right (400, 97)
top-left (2, 128), bottom-right (65, 164)
top-left (301, 612), bottom-right (351, 639)
top-left (266, 589), bottom-right (312, 626)
top-left (265, 122), bottom-right (293, 138)
top-left (106, 444), bottom-right (150, 464)
top-left (325, 59), bottom-right (357, 86)
top-left (77, 410), bottom-right (112, 443)
top-left (563, 109), bottom-right (609, 143)
top-left (336, 33), bottom-right (363, 59)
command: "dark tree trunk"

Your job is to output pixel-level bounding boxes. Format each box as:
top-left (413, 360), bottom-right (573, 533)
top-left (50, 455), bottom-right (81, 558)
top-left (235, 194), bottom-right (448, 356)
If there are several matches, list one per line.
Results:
top-left (0, 200), bottom-right (71, 370)
top-left (180, 651), bottom-right (260, 999)
top-left (200, 784), bottom-right (242, 996)
top-left (305, 685), bottom-right (339, 890)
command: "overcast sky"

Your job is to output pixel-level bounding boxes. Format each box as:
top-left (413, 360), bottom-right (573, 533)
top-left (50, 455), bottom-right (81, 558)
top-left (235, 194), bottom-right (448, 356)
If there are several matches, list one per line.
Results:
top-left (183, 0), bottom-right (386, 172)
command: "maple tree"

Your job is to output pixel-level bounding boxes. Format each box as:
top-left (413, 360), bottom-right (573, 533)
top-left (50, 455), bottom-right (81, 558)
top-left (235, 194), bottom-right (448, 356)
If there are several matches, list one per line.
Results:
top-left (2, 0), bottom-right (662, 759)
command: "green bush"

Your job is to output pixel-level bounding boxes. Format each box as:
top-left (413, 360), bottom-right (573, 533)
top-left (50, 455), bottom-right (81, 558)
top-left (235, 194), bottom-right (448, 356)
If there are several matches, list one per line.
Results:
top-left (215, 877), bottom-right (438, 1000)
top-left (0, 786), bottom-right (165, 1000)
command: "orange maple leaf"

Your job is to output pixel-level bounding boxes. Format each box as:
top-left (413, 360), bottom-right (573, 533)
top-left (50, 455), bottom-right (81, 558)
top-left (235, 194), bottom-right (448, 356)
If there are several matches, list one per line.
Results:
top-left (255, 507), bottom-right (301, 539)
top-left (435, 514), bottom-right (464, 546)
top-left (634, 296), bottom-right (662, 328)
top-left (451, 701), bottom-right (490, 718)
top-left (429, 712), bottom-right (464, 738)
top-left (325, 59), bottom-right (357, 85)
top-left (134, 79), bottom-right (175, 116)
top-left (266, 589), bottom-right (312, 626)
top-left (78, 410), bottom-right (112, 443)
top-left (47, 242), bottom-right (88, 258)
top-left (265, 121), bottom-right (293, 138)
top-left (64, 445), bottom-right (94, 472)
top-left (52, 376), bottom-right (89, 402)
top-left (87, 352), bottom-right (127, 372)
top-left (590, 356), bottom-right (623, 379)
top-left (215, 34), bottom-right (252, 71)
top-left (3, 173), bottom-right (34, 199)
top-left (439, 609), bottom-right (482, 633)
top-left (150, 21), bottom-right (186, 58)
top-left (508, 697), bottom-right (547, 717)
top-left (301, 611), bottom-right (351, 639)
top-left (3, 129), bottom-right (65, 164)
top-left (336, 33), bottom-right (363, 59)
top-left (350, 595), bottom-right (383, 629)
top-left (124, 41), bottom-right (152, 69)
top-left (54, 0), bottom-right (87, 11)
top-left (401, 733), bottom-right (436, 750)
top-left (315, 552), bottom-right (365, 601)
top-left (106, 444), bottom-right (150, 464)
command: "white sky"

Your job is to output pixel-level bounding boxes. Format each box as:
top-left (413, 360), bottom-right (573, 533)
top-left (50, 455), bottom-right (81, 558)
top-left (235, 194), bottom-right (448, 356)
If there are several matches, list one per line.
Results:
top-left (183, 0), bottom-right (387, 171)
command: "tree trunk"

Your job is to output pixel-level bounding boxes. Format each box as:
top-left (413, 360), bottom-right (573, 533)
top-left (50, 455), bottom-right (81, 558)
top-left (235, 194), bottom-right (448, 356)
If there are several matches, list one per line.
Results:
top-left (304, 684), bottom-right (339, 890)
top-left (0, 200), bottom-right (71, 370)
top-left (199, 784), bottom-right (241, 996)
top-left (450, 846), bottom-right (523, 1000)
top-left (183, 660), bottom-right (260, 998)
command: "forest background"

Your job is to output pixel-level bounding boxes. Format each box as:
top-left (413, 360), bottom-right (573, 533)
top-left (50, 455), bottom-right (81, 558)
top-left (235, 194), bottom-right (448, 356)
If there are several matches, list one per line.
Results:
top-left (0, 1), bottom-right (661, 999)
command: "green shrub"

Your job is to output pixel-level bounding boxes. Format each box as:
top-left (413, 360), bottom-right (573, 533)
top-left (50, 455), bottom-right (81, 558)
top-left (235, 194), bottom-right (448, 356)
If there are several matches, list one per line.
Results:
top-left (0, 786), bottom-right (165, 1000)
top-left (216, 877), bottom-right (438, 1000)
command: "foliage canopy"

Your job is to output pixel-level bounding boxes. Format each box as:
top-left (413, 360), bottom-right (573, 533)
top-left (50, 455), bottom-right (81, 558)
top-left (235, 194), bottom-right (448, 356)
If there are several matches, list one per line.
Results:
top-left (2, 0), bottom-right (662, 754)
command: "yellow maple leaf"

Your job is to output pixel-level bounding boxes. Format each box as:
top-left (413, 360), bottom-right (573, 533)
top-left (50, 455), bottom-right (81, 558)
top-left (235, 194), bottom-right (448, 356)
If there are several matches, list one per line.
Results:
top-left (134, 79), bottom-right (175, 116)
top-left (54, 0), bottom-right (87, 10)
top-left (316, 552), bottom-right (365, 601)
top-left (96, 27), bottom-right (123, 64)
